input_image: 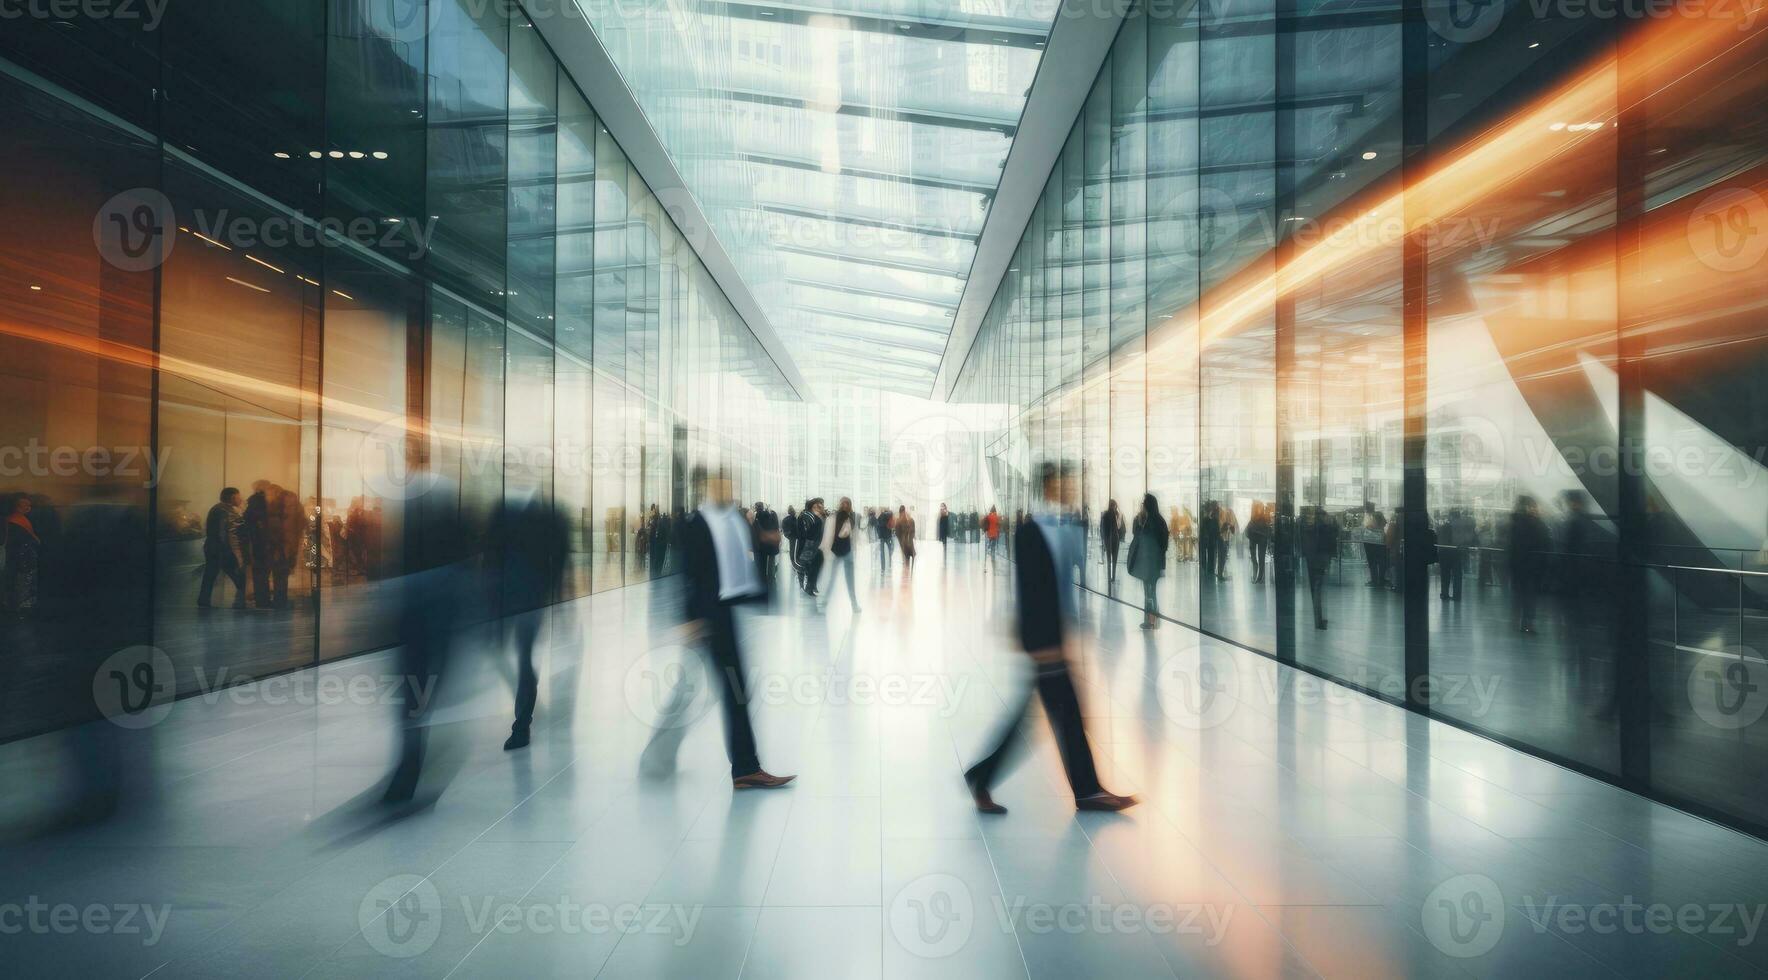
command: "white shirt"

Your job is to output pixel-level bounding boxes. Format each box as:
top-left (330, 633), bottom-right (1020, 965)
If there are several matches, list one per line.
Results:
top-left (701, 502), bottom-right (761, 601)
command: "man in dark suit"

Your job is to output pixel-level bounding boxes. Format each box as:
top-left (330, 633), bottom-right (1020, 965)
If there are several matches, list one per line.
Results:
top-left (752, 500), bottom-right (781, 592)
top-left (198, 487), bottom-right (245, 608)
top-left (797, 498), bottom-right (825, 597)
top-left (674, 467), bottom-right (794, 790)
top-left (964, 462), bottom-right (1136, 815)
top-left (1301, 505), bottom-right (1337, 630)
top-left (496, 492), bottom-right (570, 750)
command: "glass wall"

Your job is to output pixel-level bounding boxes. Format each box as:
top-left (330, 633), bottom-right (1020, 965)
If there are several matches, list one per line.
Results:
top-left (0, 1), bottom-right (797, 742)
top-left (950, 0), bottom-right (1768, 836)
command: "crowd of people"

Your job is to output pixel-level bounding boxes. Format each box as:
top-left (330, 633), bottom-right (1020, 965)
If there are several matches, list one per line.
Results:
top-left (1080, 490), bottom-right (1609, 636)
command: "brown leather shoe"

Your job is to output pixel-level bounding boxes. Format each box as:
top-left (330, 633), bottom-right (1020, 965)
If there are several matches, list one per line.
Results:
top-left (1075, 792), bottom-right (1138, 812)
top-left (733, 770), bottom-right (796, 790)
top-left (964, 770), bottom-right (1007, 814)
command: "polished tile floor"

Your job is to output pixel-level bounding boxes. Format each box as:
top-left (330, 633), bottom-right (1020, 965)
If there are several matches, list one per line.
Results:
top-left (4, 548), bottom-right (1767, 978)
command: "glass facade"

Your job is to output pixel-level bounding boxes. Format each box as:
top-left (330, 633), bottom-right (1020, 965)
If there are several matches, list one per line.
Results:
top-left (950, 1), bottom-right (1768, 835)
top-left (0, 1), bottom-right (796, 742)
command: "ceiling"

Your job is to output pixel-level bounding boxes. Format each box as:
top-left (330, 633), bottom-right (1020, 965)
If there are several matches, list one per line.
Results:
top-left (581, 0), bottom-right (1062, 396)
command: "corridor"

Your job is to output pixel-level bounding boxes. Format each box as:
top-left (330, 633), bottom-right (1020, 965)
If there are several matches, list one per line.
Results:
top-left (5, 547), bottom-right (1765, 979)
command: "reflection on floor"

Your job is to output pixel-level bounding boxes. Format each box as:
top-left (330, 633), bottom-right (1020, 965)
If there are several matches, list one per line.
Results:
top-left (4, 546), bottom-right (1767, 978)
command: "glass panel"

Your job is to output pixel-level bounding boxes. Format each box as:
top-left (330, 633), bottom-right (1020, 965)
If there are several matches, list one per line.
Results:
top-left (593, 127), bottom-right (628, 591)
top-left (317, 253), bottom-right (419, 661)
top-left (426, 0), bottom-right (509, 307)
top-left (0, 75), bottom-right (157, 738)
top-left (154, 160), bottom-right (320, 686)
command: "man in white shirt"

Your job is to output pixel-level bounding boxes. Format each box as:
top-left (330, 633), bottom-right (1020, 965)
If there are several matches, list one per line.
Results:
top-left (675, 466), bottom-right (794, 790)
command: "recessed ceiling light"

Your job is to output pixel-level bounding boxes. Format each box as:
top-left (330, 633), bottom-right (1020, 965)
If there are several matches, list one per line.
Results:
top-left (1528, 41), bottom-right (1540, 48)
top-left (29, 284), bottom-right (42, 291)
top-left (348, 151), bottom-right (365, 159)
top-left (274, 151), bottom-right (290, 159)
top-left (372, 151), bottom-right (389, 160)
top-left (329, 150), bottom-right (345, 158)
top-left (1362, 150), bottom-right (1378, 160)
top-left (308, 151), bottom-right (323, 159)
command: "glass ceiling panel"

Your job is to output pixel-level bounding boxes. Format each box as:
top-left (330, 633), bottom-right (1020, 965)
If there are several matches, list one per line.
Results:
top-left (581, 0), bottom-right (1059, 394)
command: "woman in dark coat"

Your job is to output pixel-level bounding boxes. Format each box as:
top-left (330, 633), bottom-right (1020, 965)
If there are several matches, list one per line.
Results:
top-left (1126, 494), bottom-right (1168, 630)
top-left (4, 493), bottom-right (42, 617)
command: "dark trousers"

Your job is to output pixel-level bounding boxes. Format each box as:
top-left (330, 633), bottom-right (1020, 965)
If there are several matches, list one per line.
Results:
top-left (1440, 547), bottom-right (1463, 598)
top-left (967, 661), bottom-right (1102, 800)
top-left (757, 552), bottom-right (777, 591)
top-left (510, 613), bottom-right (540, 735)
top-left (1364, 543), bottom-right (1385, 585)
top-left (250, 562), bottom-right (272, 607)
top-left (199, 557), bottom-right (245, 606)
top-left (1251, 540), bottom-right (1269, 582)
top-left (705, 602), bottom-right (761, 778)
top-left (1305, 558), bottom-right (1329, 627)
top-left (801, 552), bottom-right (823, 594)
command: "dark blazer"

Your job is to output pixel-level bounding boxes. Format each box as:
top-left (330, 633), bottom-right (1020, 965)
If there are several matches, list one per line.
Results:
top-left (754, 507), bottom-right (780, 555)
top-left (1014, 520), bottom-right (1064, 653)
top-left (203, 502), bottom-right (236, 561)
top-left (678, 512), bottom-right (723, 622)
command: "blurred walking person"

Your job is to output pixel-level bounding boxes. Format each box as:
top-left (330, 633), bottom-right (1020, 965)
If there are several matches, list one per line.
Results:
top-left (3, 493), bottom-right (42, 618)
top-left (197, 487), bottom-right (246, 609)
top-left (496, 492), bottom-right (569, 751)
top-left (383, 480), bottom-right (477, 806)
top-left (895, 506), bottom-right (917, 569)
top-left (1127, 494), bottom-right (1167, 630)
top-left (875, 505), bottom-right (895, 572)
top-left (752, 500), bottom-right (781, 594)
top-left (983, 506), bottom-right (1001, 573)
top-left (1100, 499), bottom-right (1125, 585)
top-left (1301, 505), bottom-right (1337, 630)
top-left (964, 462), bottom-right (1136, 815)
top-left (670, 467), bottom-right (795, 789)
top-left (824, 497), bottom-right (860, 613)
top-left (1509, 495), bottom-right (1551, 634)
